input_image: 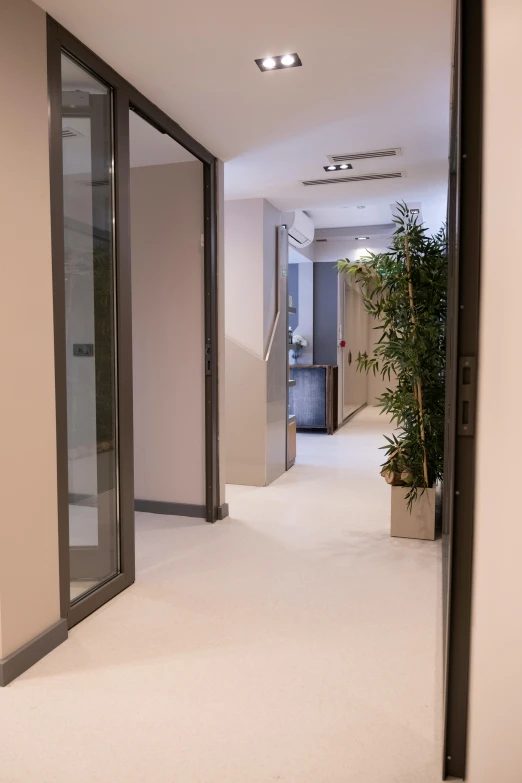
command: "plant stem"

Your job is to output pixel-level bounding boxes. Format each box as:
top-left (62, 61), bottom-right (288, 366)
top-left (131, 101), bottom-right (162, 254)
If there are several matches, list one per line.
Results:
top-left (404, 233), bottom-right (429, 488)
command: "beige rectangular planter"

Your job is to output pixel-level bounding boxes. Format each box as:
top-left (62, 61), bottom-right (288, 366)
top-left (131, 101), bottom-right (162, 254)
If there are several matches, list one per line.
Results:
top-left (391, 486), bottom-right (436, 540)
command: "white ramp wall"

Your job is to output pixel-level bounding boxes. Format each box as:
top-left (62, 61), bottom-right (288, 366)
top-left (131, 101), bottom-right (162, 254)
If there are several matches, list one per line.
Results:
top-left (225, 199), bottom-right (286, 486)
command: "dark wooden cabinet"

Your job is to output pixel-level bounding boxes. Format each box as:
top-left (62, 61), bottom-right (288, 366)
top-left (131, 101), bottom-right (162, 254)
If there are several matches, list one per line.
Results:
top-left (289, 365), bottom-right (338, 434)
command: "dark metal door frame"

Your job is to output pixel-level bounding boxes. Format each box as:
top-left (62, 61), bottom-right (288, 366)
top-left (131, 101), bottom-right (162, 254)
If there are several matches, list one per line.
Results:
top-left (47, 17), bottom-right (221, 629)
top-left (442, 0), bottom-right (483, 777)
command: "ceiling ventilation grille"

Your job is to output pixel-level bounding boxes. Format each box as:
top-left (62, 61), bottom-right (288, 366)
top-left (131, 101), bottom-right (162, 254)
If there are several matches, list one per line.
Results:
top-left (302, 172), bottom-right (404, 187)
top-left (62, 126), bottom-right (84, 139)
top-left (327, 148), bottom-right (401, 164)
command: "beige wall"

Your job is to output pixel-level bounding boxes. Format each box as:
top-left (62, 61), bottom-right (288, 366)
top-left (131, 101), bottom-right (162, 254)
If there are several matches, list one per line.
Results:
top-left (466, 1), bottom-right (522, 779)
top-left (224, 339), bottom-right (267, 486)
top-left (262, 201), bottom-right (280, 354)
top-left (317, 237), bottom-right (392, 414)
top-left (225, 199), bottom-right (265, 357)
top-left (224, 198), bottom-right (286, 486)
top-left (0, 0), bottom-right (61, 658)
top-left (217, 161), bottom-right (226, 504)
top-left (266, 225), bottom-right (288, 485)
top-left (131, 161), bottom-right (206, 506)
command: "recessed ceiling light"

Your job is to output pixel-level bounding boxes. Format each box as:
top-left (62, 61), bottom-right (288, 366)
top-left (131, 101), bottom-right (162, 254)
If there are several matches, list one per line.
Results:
top-left (357, 205), bottom-right (366, 209)
top-left (355, 236), bottom-right (370, 241)
top-left (323, 163), bottom-right (354, 172)
top-left (255, 53), bottom-right (303, 72)
top-left (410, 208), bottom-right (420, 215)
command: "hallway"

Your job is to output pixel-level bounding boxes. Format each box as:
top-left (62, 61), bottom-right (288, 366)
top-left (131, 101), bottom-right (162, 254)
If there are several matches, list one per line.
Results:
top-left (0, 408), bottom-right (442, 783)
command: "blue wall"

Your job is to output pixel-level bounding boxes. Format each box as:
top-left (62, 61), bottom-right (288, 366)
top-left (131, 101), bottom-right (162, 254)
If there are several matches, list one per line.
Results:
top-left (313, 263), bottom-right (338, 365)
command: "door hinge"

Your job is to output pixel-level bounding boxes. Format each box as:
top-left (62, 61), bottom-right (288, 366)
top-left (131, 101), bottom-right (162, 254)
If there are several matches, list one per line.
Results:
top-left (457, 356), bottom-right (477, 436)
top-left (205, 342), bottom-right (212, 376)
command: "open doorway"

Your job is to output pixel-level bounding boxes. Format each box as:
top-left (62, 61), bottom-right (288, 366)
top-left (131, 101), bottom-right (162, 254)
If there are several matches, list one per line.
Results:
top-left (128, 109), bottom-right (210, 565)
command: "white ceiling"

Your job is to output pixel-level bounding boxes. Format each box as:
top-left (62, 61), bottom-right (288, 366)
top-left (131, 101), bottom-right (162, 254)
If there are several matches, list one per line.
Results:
top-left (38, 0), bottom-right (452, 231)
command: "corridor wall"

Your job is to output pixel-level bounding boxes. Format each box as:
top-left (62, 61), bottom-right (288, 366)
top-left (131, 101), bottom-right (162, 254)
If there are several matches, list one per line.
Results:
top-left (131, 161), bottom-right (206, 509)
top-left (224, 199), bottom-right (287, 486)
top-left (0, 0), bottom-right (63, 668)
top-left (466, 1), bottom-right (522, 779)
top-left (314, 237), bottom-right (393, 410)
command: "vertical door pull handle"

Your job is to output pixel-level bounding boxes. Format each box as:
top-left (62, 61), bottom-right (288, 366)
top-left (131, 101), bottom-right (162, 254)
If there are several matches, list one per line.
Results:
top-left (457, 356), bottom-right (477, 436)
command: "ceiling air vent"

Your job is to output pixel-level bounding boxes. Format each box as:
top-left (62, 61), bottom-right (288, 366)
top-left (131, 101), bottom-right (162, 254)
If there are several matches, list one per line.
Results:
top-left (302, 172), bottom-right (405, 187)
top-left (327, 148), bottom-right (401, 164)
top-left (62, 126), bottom-right (84, 139)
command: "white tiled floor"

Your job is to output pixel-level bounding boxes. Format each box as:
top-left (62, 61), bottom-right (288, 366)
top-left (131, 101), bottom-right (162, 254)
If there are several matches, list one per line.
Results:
top-left (0, 407), bottom-right (442, 783)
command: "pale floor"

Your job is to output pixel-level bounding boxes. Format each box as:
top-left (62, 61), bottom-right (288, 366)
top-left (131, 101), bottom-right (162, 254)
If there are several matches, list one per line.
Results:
top-left (0, 407), bottom-right (442, 783)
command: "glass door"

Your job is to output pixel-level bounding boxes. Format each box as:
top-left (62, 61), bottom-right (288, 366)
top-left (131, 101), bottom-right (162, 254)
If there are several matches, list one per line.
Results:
top-left (60, 52), bottom-right (121, 605)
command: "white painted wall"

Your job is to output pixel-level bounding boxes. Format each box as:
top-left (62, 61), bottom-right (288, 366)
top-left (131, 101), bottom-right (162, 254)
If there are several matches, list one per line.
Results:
top-left (0, 0), bottom-right (61, 658)
top-left (466, 1), bottom-right (522, 779)
top-left (131, 161), bottom-right (206, 506)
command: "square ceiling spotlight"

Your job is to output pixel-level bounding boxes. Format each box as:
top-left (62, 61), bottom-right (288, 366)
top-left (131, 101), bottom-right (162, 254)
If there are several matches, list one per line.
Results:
top-left (255, 53), bottom-right (303, 72)
top-left (409, 208), bottom-right (420, 215)
top-left (324, 163), bottom-right (354, 172)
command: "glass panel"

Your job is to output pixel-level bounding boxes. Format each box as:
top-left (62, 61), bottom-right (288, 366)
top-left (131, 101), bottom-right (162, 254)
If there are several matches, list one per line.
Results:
top-left (61, 53), bottom-right (119, 604)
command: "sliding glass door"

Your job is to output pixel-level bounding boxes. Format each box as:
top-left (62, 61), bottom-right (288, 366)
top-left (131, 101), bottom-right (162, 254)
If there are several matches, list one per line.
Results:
top-left (49, 17), bottom-right (136, 627)
top-left (49, 16), bottom-right (219, 628)
top-left (60, 53), bottom-right (120, 604)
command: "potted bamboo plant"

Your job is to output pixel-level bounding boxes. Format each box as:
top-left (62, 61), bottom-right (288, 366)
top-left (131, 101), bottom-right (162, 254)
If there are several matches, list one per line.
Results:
top-left (337, 203), bottom-right (447, 540)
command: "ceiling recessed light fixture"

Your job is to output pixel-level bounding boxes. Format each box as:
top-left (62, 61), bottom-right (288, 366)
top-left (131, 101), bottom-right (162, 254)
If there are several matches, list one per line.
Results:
top-left (323, 163), bottom-right (354, 172)
top-left (255, 53), bottom-right (303, 72)
top-left (410, 208), bottom-right (420, 215)
top-left (355, 236), bottom-right (370, 241)
top-left (357, 205), bottom-right (366, 209)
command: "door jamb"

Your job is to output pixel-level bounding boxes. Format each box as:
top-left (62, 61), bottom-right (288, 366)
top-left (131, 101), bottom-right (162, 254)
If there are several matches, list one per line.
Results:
top-left (442, 0), bottom-right (483, 777)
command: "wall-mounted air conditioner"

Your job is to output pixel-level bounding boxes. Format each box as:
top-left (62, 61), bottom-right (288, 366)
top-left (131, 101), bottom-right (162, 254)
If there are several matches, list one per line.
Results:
top-left (283, 210), bottom-right (315, 248)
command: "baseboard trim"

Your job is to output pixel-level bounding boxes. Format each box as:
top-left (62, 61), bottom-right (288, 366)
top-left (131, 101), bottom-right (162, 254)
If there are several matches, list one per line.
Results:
top-left (339, 403), bottom-right (367, 429)
top-left (135, 499), bottom-right (229, 520)
top-left (0, 619), bottom-right (68, 687)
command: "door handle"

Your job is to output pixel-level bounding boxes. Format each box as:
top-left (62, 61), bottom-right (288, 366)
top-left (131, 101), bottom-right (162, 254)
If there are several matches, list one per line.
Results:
top-left (348, 350), bottom-right (352, 365)
top-left (457, 356), bottom-right (476, 436)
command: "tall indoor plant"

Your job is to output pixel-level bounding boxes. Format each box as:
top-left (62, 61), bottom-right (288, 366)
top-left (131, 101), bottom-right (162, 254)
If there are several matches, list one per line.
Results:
top-left (337, 203), bottom-right (447, 539)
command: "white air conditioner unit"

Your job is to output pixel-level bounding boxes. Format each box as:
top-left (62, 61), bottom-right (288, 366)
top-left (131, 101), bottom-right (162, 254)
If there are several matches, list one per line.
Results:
top-left (283, 210), bottom-right (315, 248)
